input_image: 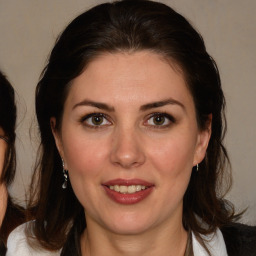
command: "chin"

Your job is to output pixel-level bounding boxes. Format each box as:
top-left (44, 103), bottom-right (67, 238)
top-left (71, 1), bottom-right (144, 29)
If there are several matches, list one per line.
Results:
top-left (110, 224), bottom-right (151, 236)
top-left (102, 213), bottom-right (156, 235)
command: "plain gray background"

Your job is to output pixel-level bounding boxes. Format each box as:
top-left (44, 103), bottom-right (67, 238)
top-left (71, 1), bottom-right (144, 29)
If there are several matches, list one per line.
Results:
top-left (0, 0), bottom-right (255, 224)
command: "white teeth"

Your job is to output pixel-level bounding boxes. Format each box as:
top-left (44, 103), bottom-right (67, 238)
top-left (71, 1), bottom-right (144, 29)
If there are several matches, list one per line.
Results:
top-left (127, 185), bottom-right (136, 194)
top-left (119, 185), bottom-right (128, 193)
top-left (136, 185), bottom-right (141, 191)
top-left (108, 185), bottom-right (148, 194)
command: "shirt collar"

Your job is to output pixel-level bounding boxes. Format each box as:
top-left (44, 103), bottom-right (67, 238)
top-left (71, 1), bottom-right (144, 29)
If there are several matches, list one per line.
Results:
top-left (192, 228), bottom-right (228, 256)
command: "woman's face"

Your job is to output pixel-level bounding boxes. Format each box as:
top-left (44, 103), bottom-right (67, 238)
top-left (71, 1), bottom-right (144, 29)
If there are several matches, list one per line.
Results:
top-left (53, 51), bottom-right (211, 235)
top-left (0, 127), bottom-right (7, 178)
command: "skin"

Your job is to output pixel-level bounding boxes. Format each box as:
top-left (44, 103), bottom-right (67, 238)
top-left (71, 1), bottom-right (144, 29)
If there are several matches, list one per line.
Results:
top-left (0, 127), bottom-right (8, 226)
top-left (52, 51), bottom-right (211, 256)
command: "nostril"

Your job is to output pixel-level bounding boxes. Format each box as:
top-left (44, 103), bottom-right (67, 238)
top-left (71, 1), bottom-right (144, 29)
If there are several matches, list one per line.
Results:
top-left (110, 131), bottom-right (146, 168)
top-left (110, 149), bottom-right (146, 168)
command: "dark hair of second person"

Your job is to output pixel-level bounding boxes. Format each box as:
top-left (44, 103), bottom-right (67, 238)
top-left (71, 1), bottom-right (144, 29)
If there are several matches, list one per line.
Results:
top-left (0, 71), bottom-right (25, 255)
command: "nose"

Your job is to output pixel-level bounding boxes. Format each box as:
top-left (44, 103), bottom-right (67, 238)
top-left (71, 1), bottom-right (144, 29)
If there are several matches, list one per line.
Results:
top-left (110, 127), bottom-right (145, 169)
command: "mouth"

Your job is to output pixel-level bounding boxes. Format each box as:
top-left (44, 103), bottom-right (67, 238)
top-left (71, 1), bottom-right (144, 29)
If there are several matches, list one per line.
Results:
top-left (102, 179), bottom-right (154, 205)
top-left (107, 184), bottom-right (148, 194)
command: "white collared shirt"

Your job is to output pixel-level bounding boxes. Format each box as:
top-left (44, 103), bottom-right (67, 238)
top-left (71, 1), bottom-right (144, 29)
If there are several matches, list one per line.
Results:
top-left (192, 228), bottom-right (228, 256)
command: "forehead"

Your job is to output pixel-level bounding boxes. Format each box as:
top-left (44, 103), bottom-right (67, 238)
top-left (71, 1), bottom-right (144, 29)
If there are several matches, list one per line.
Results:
top-left (66, 51), bottom-right (193, 108)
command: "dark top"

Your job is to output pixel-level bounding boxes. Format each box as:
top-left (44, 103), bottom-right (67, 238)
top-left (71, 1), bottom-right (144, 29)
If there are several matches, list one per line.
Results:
top-left (0, 197), bottom-right (25, 256)
top-left (221, 222), bottom-right (256, 256)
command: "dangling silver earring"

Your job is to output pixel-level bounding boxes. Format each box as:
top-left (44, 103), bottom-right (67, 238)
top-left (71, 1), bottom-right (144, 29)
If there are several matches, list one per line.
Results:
top-left (62, 159), bottom-right (68, 189)
top-left (196, 163), bottom-right (199, 172)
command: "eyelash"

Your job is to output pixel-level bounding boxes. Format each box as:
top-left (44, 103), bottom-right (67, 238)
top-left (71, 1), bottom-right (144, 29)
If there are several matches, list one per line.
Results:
top-left (144, 112), bottom-right (175, 129)
top-left (80, 112), bottom-right (176, 129)
top-left (80, 113), bottom-right (112, 129)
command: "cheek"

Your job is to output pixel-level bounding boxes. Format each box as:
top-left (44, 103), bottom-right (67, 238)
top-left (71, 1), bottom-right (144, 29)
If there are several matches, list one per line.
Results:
top-left (0, 143), bottom-right (7, 176)
top-left (61, 136), bottom-right (110, 207)
top-left (62, 135), bottom-right (109, 177)
top-left (146, 133), bottom-right (197, 176)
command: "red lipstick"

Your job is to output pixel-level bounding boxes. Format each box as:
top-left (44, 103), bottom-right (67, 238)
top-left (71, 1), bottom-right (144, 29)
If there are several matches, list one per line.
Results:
top-left (102, 179), bottom-right (154, 205)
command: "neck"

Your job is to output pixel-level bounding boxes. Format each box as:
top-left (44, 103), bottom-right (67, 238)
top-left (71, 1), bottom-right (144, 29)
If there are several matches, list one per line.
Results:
top-left (81, 214), bottom-right (188, 256)
top-left (0, 184), bottom-right (8, 226)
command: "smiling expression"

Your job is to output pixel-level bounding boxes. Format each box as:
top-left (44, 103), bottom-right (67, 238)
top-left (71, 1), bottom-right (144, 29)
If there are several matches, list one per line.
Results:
top-left (52, 51), bottom-right (211, 235)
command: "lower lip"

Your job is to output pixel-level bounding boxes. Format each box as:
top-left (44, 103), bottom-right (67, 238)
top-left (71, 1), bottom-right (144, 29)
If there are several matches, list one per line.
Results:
top-left (103, 186), bottom-right (154, 205)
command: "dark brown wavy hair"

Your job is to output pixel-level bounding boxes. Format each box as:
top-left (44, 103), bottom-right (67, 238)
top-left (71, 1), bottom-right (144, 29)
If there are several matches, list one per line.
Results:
top-left (0, 71), bottom-right (25, 254)
top-left (28, 0), bottom-right (237, 253)
top-left (0, 71), bottom-right (16, 186)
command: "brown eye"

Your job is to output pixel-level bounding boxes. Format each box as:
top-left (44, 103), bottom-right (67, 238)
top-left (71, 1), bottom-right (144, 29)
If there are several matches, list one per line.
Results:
top-left (153, 116), bottom-right (166, 125)
top-left (145, 113), bottom-right (174, 128)
top-left (83, 113), bottom-right (111, 127)
top-left (92, 115), bottom-right (104, 125)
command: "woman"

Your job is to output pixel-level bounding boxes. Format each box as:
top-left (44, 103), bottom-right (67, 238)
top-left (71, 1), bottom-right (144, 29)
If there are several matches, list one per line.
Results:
top-left (6, 0), bottom-right (256, 255)
top-left (0, 71), bottom-right (25, 255)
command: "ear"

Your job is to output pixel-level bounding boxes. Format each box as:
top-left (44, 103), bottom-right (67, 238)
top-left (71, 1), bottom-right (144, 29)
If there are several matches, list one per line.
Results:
top-left (50, 117), bottom-right (64, 161)
top-left (193, 114), bottom-right (212, 166)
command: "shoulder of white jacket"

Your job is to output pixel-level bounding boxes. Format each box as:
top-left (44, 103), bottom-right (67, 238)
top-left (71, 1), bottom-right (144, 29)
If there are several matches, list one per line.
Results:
top-left (6, 221), bottom-right (60, 256)
top-left (192, 228), bottom-right (228, 256)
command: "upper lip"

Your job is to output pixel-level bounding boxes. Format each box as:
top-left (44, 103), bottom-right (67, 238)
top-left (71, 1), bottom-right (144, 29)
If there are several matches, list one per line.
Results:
top-left (102, 179), bottom-right (154, 187)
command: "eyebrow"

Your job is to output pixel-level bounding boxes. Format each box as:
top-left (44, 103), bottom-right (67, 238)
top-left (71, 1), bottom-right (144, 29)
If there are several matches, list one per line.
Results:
top-left (73, 100), bottom-right (115, 112)
top-left (140, 98), bottom-right (185, 111)
top-left (72, 98), bottom-right (184, 112)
